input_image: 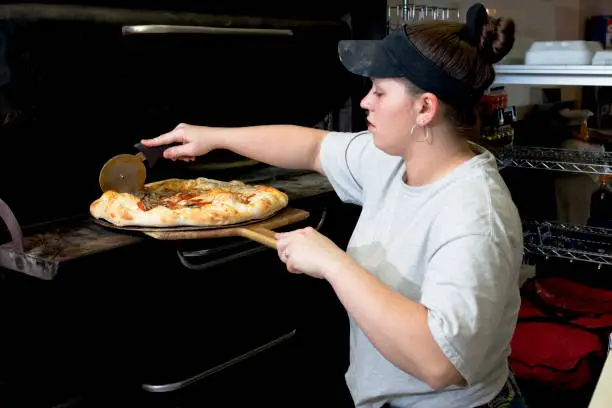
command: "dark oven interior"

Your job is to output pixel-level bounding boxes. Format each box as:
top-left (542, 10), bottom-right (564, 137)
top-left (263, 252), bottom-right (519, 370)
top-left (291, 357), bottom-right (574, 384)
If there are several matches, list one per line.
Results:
top-left (0, 1), bottom-right (385, 407)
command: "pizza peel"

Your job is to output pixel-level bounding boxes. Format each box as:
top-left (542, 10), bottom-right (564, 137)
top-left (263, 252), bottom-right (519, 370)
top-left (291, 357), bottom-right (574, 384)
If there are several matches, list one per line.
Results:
top-left (92, 207), bottom-right (310, 249)
top-left (99, 142), bottom-right (180, 193)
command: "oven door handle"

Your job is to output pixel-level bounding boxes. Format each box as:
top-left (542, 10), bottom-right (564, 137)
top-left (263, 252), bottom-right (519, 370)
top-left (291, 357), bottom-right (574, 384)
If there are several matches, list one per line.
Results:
top-left (0, 198), bottom-right (23, 252)
top-left (122, 25), bottom-right (294, 36)
top-left (177, 208), bottom-right (327, 271)
top-left (141, 329), bottom-right (297, 393)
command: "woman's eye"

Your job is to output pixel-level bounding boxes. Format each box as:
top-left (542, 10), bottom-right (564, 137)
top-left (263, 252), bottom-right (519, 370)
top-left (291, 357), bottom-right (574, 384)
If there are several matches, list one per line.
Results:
top-left (373, 90), bottom-right (383, 97)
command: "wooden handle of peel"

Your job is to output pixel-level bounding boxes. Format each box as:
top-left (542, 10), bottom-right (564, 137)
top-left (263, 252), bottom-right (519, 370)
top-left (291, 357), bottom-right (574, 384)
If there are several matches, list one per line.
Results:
top-left (237, 227), bottom-right (278, 249)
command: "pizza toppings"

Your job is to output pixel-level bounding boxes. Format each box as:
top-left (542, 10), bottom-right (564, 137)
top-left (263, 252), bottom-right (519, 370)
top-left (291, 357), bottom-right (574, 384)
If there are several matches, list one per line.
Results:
top-left (134, 188), bottom-right (176, 211)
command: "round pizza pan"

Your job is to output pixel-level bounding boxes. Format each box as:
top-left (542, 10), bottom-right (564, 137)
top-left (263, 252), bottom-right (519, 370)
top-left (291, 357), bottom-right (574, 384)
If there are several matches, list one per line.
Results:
top-left (90, 207), bottom-right (285, 232)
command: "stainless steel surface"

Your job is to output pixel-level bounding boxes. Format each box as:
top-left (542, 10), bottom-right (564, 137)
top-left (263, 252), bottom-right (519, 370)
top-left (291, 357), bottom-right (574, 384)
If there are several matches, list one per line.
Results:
top-left (0, 198), bottom-right (57, 279)
top-left (141, 329), bottom-right (297, 393)
top-left (0, 198), bottom-right (57, 280)
top-left (0, 206), bottom-right (144, 280)
top-left (0, 245), bottom-right (59, 280)
top-left (122, 25), bottom-right (294, 36)
top-left (493, 64), bottom-right (612, 87)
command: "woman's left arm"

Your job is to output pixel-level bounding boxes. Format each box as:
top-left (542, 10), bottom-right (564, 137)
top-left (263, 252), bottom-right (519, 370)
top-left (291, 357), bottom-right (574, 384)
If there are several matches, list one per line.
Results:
top-left (325, 253), bottom-right (463, 390)
top-left (276, 227), bottom-right (518, 391)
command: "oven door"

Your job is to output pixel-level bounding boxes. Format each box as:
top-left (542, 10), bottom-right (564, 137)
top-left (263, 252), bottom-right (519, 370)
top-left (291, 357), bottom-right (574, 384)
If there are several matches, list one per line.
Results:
top-left (136, 239), bottom-right (303, 389)
top-left (132, 196), bottom-right (361, 405)
top-left (116, 20), bottom-right (352, 171)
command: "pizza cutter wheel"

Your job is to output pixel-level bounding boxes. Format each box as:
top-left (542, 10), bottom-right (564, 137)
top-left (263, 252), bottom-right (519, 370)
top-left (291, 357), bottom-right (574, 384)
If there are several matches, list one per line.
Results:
top-left (99, 153), bottom-right (147, 193)
top-left (99, 142), bottom-right (180, 193)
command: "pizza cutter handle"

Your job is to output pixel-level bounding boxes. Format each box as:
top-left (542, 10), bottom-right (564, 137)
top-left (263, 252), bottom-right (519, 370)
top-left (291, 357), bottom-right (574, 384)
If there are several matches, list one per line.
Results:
top-left (236, 227), bottom-right (278, 249)
top-left (134, 142), bottom-right (181, 168)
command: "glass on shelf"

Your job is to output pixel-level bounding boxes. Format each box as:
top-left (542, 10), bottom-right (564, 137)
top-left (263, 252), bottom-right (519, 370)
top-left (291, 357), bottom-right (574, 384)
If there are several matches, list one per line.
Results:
top-left (386, 1), bottom-right (461, 33)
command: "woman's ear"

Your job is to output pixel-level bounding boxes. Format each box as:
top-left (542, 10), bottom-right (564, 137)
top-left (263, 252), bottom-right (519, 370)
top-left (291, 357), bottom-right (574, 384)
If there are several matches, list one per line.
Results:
top-left (415, 92), bottom-right (440, 127)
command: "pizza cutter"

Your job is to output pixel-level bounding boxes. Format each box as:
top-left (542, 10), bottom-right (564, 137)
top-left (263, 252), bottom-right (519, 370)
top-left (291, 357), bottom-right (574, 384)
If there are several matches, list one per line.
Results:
top-left (98, 142), bottom-right (180, 193)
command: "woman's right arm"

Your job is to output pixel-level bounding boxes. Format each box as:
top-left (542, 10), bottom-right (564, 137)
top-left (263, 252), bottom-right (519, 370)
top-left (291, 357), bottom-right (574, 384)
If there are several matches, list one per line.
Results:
top-left (141, 123), bottom-right (327, 174)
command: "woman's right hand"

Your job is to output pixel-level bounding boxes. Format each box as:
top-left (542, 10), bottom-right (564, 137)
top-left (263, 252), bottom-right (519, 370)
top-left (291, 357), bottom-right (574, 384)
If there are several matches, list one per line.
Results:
top-left (140, 123), bottom-right (217, 162)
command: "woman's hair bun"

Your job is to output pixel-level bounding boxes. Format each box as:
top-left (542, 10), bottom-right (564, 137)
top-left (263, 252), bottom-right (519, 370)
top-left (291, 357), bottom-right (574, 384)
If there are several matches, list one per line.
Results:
top-left (479, 16), bottom-right (515, 63)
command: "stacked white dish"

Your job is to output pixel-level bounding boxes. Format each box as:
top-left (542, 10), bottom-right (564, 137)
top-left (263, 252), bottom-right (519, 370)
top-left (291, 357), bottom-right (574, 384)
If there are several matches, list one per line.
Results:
top-left (524, 41), bottom-right (606, 65)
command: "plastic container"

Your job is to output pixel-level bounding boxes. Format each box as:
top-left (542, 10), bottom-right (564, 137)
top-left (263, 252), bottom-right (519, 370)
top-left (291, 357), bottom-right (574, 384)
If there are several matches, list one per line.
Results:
top-left (592, 51), bottom-right (612, 66)
top-left (525, 41), bottom-right (603, 65)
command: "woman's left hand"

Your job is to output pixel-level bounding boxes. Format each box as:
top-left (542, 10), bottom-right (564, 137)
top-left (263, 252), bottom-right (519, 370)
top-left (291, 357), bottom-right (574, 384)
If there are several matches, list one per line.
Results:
top-left (275, 227), bottom-right (348, 280)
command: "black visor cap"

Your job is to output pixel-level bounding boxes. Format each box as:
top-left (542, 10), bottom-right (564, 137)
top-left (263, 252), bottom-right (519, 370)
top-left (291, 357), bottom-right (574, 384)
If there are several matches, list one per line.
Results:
top-left (337, 29), bottom-right (482, 106)
top-left (338, 31), bottom-right (407, 78)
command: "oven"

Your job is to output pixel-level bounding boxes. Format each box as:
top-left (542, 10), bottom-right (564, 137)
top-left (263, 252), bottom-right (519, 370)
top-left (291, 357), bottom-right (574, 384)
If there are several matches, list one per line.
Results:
top-left (0, 1), bottom-right (383, 407)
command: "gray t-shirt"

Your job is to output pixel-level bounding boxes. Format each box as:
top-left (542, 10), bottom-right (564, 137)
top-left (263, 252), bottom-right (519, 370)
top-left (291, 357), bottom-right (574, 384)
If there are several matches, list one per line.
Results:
top-left (320, 131), bottom-right (524, 408)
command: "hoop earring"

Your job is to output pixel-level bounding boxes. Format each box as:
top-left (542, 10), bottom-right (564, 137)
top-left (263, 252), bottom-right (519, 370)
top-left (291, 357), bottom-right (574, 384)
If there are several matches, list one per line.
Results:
top-left (410, 123), bottom-right (417, 138)
top-left (424, 126), bottom-right (432, 144)
top-left (410, 123), bottom-right (433, 145)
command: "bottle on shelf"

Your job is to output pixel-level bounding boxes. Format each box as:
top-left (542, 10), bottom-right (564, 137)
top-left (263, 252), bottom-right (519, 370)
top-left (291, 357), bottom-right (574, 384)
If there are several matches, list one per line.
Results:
top-left (480, 86), bottom-right (516, 147)
top-left (481, 86), bottom-right (508, 115)
top-left (589, 174), bottom-right (612, 229)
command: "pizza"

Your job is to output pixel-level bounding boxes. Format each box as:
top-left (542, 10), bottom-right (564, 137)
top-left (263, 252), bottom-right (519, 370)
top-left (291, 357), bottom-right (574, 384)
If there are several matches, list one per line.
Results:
top-left (89, 177), bottom-right (289, 227)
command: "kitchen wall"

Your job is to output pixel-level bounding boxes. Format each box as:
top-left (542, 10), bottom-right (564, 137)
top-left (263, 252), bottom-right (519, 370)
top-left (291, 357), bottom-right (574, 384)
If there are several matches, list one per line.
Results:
top-left (388, 0), bottom-right (606, 109)
top-left (580, 0), bottom-right (612, 17)
top-left (467, 0), bottom-right (582, 108)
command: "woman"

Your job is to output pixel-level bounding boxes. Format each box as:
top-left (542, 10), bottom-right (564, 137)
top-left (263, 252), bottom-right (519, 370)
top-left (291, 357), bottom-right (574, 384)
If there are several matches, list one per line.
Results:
top-left (142, 3), bottom-right (527, 407)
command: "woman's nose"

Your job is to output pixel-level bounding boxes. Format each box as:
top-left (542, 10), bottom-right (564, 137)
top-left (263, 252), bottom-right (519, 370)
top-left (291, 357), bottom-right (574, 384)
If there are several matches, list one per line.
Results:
top-left (360, 95), bottom-right (371, 110)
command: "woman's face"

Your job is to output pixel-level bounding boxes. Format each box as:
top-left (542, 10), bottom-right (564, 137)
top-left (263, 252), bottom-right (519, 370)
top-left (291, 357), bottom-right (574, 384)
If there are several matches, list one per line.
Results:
top-left (360, 78), bottom-right (422, 156)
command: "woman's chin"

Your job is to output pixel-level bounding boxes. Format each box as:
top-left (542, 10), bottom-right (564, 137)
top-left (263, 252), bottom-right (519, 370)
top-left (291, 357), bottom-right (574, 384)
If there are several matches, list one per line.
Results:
top-left (373, 135), bottom-right (404, 157)
top-left (372, 133), bottom-right (389, 150)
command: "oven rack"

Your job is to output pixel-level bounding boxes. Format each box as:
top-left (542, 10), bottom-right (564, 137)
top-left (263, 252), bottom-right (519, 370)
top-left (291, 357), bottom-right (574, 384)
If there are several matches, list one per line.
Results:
top-left (492, 145), bottom-right (612, 175)
top-left (522, 220), bottom-right (612, 267)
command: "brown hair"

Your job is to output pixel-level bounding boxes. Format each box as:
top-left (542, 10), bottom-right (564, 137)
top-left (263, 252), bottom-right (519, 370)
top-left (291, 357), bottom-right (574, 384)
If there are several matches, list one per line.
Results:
top-left (403, 16), bottom-right (515, 140)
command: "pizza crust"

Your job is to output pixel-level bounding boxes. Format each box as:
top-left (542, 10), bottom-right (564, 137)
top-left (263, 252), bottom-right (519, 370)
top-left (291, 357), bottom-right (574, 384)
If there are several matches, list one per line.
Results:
top-left (90, 177), bottom-right (289, 227)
